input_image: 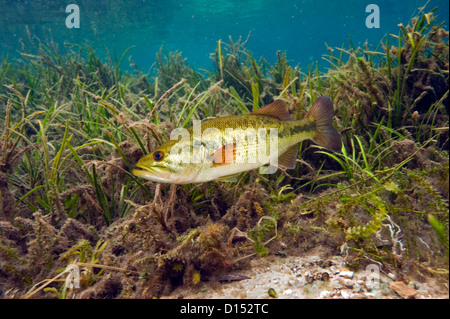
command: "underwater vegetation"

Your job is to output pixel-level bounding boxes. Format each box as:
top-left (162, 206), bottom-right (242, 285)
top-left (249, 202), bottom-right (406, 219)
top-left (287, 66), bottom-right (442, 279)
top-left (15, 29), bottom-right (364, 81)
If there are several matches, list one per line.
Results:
top-left (0, 8), bottom-right (448, 298)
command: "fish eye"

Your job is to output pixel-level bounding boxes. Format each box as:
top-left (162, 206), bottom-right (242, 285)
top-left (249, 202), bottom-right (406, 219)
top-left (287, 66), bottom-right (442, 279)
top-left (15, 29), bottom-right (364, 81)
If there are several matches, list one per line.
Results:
top-left (153, 151), bottom-right (164, 161)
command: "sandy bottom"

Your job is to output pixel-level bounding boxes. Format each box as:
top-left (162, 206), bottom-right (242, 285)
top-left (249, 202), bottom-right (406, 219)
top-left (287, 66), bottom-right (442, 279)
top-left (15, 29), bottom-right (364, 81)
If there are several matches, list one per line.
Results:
top-left (166, 250), bottom-right (449, 299)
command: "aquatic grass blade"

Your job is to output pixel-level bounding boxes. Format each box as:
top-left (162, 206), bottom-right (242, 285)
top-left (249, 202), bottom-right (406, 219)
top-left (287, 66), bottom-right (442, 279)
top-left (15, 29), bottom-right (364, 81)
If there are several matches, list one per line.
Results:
top-left (182, 92), bottom-right (209, 128)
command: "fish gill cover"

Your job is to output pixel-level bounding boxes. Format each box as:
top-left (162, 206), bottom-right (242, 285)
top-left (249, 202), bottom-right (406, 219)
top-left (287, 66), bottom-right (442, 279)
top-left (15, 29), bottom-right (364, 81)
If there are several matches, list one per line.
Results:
top-left (0, 0), bottom-right (448, 299)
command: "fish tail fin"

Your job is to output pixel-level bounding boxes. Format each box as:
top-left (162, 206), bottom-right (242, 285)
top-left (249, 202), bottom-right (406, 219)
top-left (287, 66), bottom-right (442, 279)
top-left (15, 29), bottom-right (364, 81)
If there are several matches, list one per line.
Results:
top-left (307, 96), bottom-right (342, 152)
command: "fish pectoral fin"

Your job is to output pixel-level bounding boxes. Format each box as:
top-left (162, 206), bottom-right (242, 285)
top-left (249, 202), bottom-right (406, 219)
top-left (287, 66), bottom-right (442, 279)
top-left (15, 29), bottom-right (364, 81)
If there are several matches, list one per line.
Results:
top-left (250, 100), bottom-right (291, 121)
top-left (277, 144), bottom-right (299, 169)
top-left (216, 173), bottom-right (240, 182)
top-left (210, 143), bottom-right (237, 167)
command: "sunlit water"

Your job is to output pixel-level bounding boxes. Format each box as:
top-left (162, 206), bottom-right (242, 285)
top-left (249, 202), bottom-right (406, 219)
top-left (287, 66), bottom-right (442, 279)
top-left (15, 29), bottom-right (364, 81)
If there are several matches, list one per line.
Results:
top-left (1, 0), bottom-right (448, 73)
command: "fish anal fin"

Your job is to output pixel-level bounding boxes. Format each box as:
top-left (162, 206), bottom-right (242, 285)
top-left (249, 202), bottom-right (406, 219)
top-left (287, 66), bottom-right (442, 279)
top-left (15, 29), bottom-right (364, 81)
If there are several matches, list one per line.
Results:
top-left (211, 143), bottom-right (236, 167)
top-left (250, 100), bottom-right (291, 121)
top-left (217, 173), bottom-right (239, 182)
top-left (278, 144), bottom-right (299, 169)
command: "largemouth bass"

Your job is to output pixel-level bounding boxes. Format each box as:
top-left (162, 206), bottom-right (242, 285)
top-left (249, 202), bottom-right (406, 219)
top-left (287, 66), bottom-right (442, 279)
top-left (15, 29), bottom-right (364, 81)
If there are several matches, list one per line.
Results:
top-left (132, 96), bottom-right (341, 184)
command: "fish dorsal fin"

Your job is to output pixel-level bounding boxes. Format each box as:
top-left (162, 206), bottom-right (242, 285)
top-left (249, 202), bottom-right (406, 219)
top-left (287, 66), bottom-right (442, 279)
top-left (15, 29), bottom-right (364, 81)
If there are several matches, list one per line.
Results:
top-left (250, 100), bottom-right (291, 121)
top-left (278, 144), bottom-right (299, 169)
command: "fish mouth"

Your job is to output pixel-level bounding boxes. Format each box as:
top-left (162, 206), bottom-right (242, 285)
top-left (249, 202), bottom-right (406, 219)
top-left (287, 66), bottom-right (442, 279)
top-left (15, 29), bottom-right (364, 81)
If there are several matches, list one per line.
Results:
top-left (132, 168), bottom-right (153, 177)
top-left (133, 161), bottom-right (202, 184)
top-left (132, 161), bottom-right (172, 181)
top-left (132, 167), bottom-right (172, 183)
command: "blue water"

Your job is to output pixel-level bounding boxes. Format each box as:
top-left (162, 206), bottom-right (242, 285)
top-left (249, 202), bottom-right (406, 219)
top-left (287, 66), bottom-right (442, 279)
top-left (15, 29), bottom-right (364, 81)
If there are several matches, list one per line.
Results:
top-left (1, 0), bottom-right (448, 73)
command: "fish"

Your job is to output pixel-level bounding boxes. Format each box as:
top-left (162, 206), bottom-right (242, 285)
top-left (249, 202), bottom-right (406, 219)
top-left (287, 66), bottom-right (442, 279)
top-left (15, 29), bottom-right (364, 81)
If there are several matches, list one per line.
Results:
top-left (132, 96), bottom-right (341, 184)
